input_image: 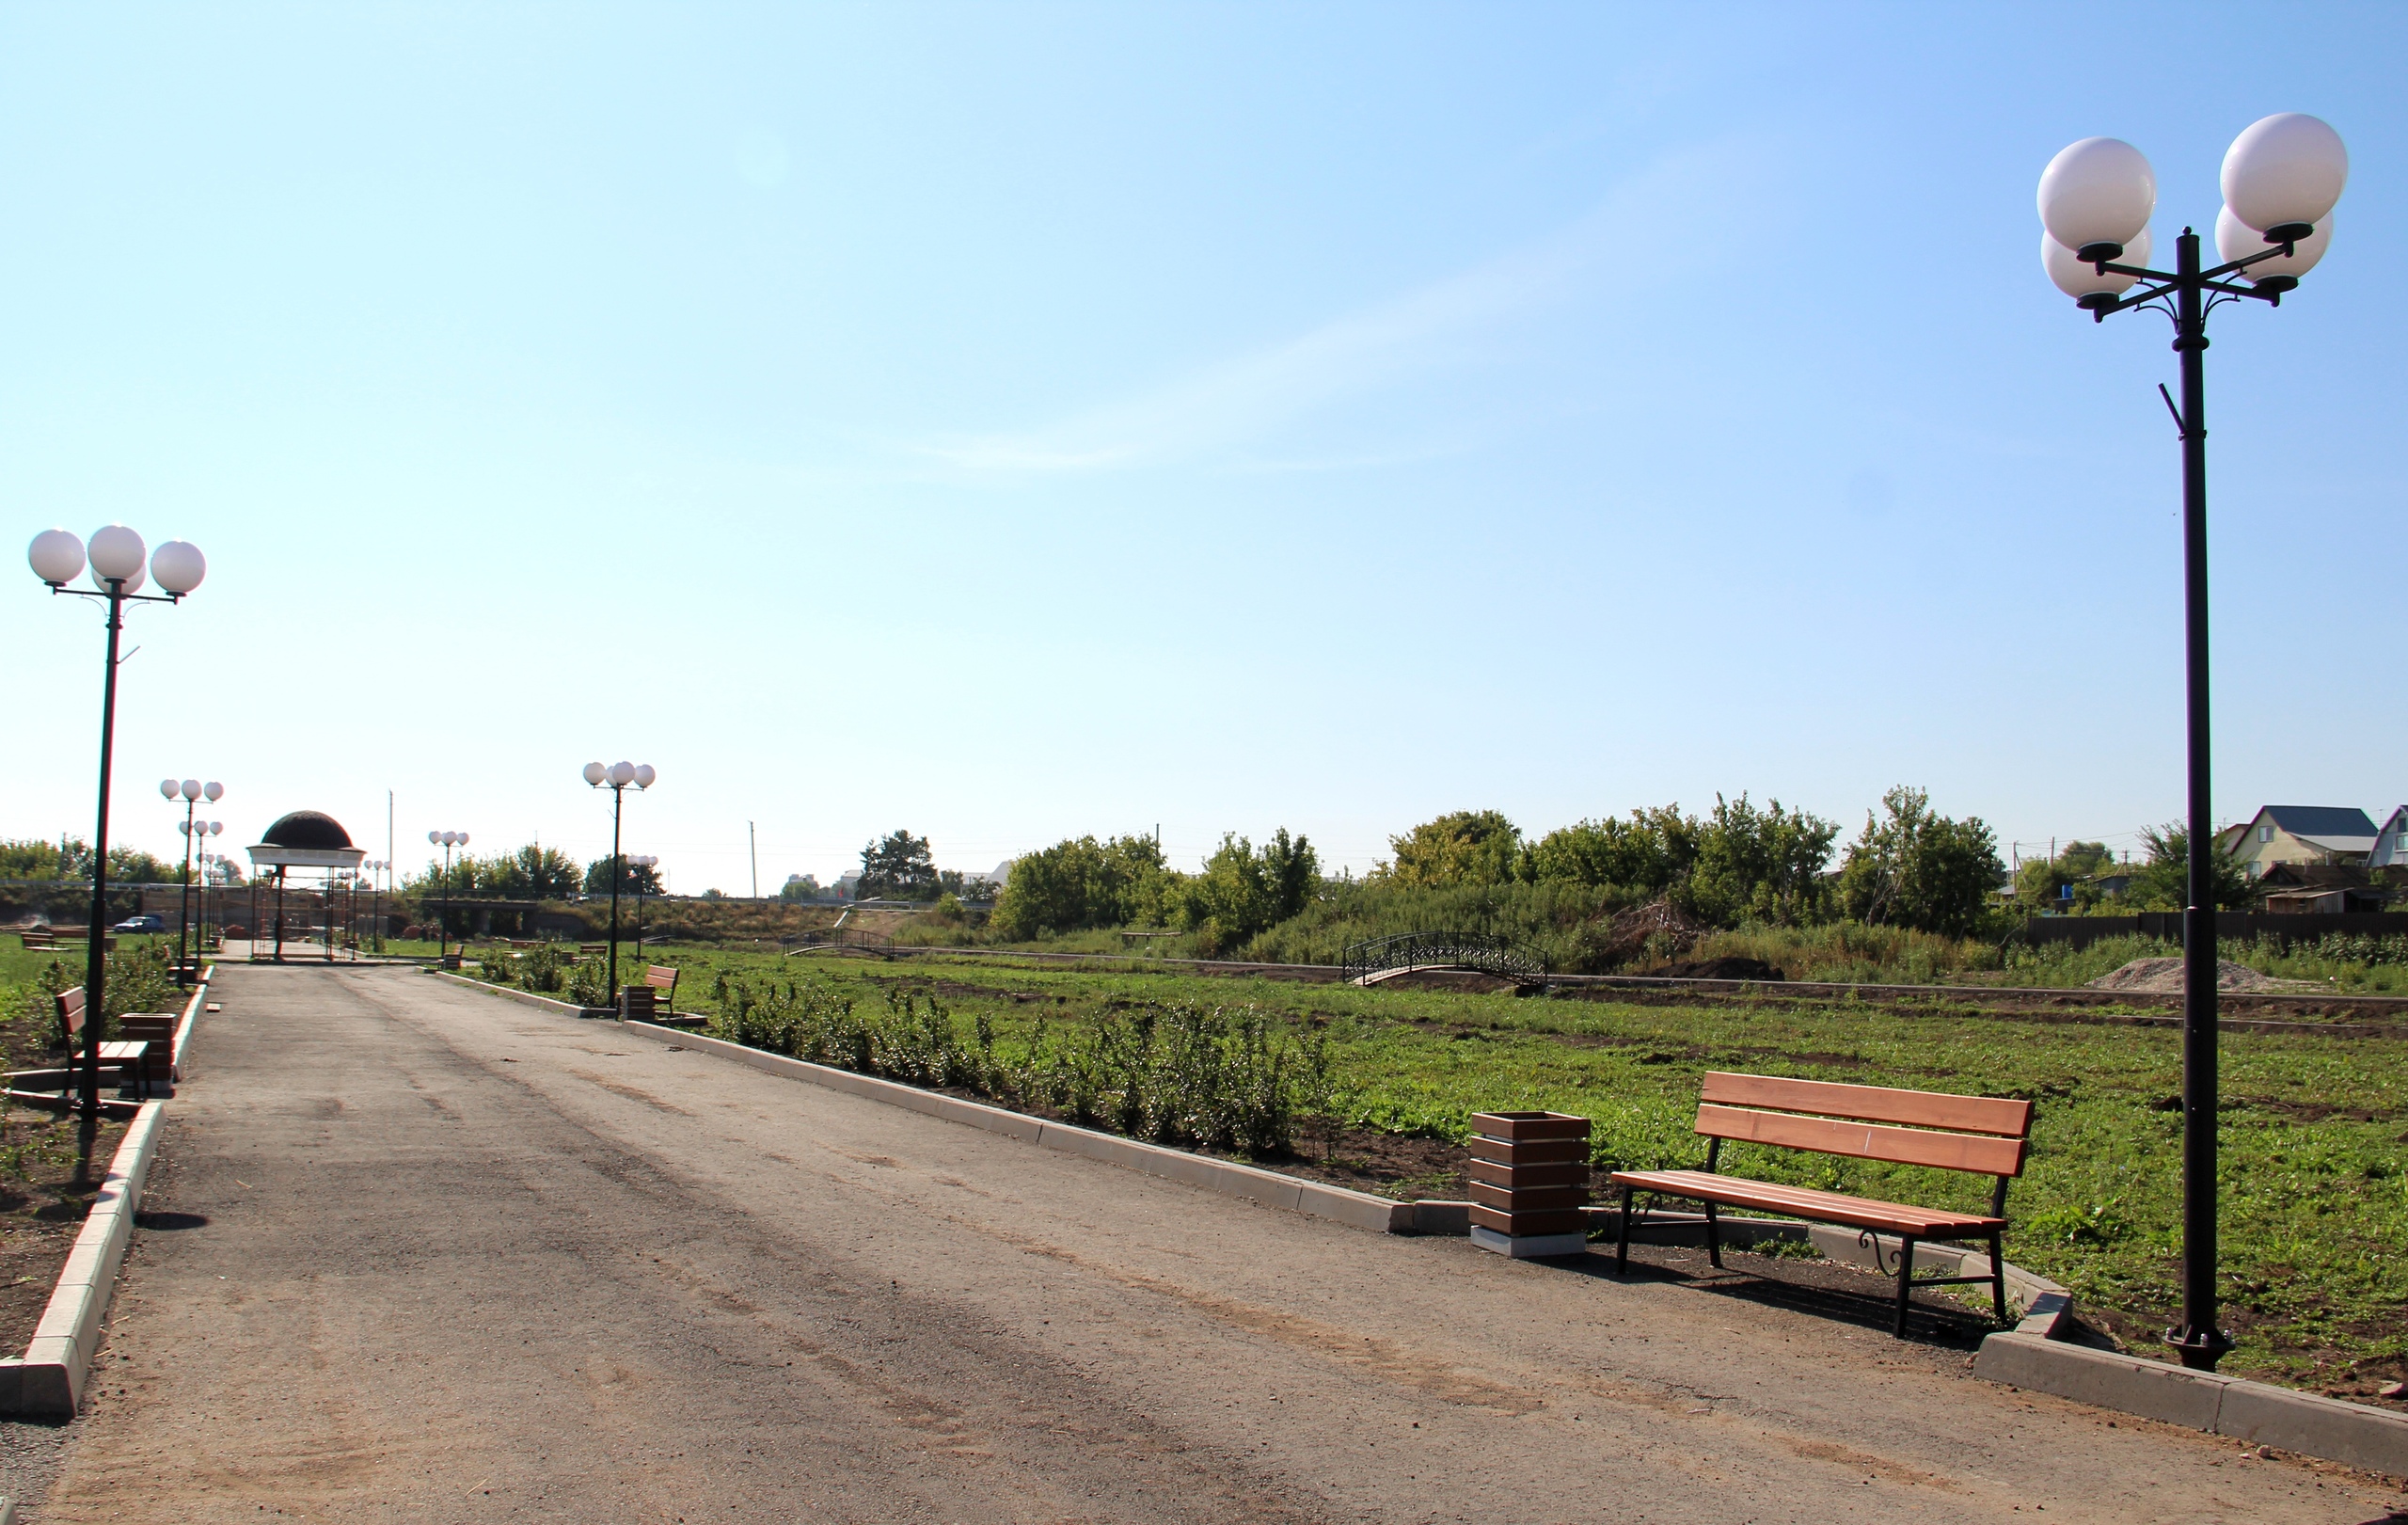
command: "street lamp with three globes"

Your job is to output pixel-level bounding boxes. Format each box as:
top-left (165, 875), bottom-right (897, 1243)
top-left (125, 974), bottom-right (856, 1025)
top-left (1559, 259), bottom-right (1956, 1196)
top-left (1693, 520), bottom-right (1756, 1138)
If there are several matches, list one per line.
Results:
top-left (26, 525), bottom-right (207, 1113)
top-left (583, 761), bottom-right (656, 1009)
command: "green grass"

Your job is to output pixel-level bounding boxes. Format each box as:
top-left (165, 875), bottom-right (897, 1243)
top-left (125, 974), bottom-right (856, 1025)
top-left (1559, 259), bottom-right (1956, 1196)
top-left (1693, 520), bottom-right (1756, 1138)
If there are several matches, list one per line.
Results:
top-left (630, 941), bottom-right (2408, 1389)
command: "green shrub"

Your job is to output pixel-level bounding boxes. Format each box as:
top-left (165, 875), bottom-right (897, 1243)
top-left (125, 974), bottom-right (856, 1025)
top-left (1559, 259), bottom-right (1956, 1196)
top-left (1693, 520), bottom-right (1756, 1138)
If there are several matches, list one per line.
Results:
top-left (705, 976), bottom-right (1304, 1156)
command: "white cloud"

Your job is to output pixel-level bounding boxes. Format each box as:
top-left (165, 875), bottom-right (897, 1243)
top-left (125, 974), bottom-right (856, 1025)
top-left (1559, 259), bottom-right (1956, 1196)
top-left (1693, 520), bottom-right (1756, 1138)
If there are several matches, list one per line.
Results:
top-left (925, 137), bottom-right (1763, 475)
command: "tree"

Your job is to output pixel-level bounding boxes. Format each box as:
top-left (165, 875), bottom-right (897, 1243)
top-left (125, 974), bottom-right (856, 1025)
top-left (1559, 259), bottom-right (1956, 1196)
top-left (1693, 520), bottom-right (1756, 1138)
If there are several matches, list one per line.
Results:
top-left (2126, 823), bottom-right (2251, 912)
top-left (1521, 808), bottom-right (1694, 893)
top-left (1835, 786), bottom-right (2004, 937)
top-left (990, 834), bottom-right (1166, 939)
top-left (859, 830), bottom-right (940, 900)
top-left (487, 845), bottom-right (582, 898)
top-left (0, 837), bottom-right (179, 884)
top-left (2014, 840), bottom-right (2116, 912)
top-left (1685, 794), bottom-right (1839, 926)
top-left (1168, 830), bottom-right (1321, 954)
top-left (583, 855), bottom-right (664, 897)
top-left (778, 874), bottom-right (821, 903)
top-left (1383, 810), bottom-right (1521, 887)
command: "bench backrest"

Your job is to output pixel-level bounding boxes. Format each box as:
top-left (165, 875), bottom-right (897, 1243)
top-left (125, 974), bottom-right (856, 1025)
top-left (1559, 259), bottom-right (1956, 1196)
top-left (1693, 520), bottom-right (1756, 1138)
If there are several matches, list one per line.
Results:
top-left (55, 986), bottom-right (87, 1039)
top-left (1695, 1072), bottom-right (2032, 1179)
top-left (643, 965), bottom-right (677, 993)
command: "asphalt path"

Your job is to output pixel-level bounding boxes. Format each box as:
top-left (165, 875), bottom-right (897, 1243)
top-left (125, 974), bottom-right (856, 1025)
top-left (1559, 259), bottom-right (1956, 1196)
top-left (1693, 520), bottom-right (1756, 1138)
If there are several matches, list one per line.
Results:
top-left (11, 964), bottom-right (2404, 1522)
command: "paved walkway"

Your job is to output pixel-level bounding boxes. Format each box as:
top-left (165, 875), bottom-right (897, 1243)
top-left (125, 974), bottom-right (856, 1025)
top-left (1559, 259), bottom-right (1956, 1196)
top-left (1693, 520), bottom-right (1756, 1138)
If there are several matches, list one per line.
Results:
top-left (12, 965), bottom-right (2403, 1521)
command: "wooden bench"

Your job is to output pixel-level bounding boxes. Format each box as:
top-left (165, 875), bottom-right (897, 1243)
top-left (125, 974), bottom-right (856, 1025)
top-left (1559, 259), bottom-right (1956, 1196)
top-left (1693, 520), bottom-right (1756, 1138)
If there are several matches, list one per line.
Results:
top-left (49, 988), bottom-right (154, 1095)
top-left (1609, 1072), bottom-right (2034, 1334)
top-left (54, 985), bottom-right (86, 1047)
top-left (98, 1041), bottom-right (155, 1097)
top-left (580, 943), bottom-right (610, 958)
top-left (619, 964), bottom-right (680, 1021)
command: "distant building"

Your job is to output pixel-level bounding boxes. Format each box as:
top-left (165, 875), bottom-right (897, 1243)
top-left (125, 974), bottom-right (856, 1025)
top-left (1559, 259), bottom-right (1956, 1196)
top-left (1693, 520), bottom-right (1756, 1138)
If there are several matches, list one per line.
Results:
top-left (2224, 805), bottom-right (2380, 879)
top-left (2252, 861), bottom-right (2391, 913)
top-left (2370, 807), bottom-right (2408, 869)
top-left (959, 859), bottom-right (1014, 898)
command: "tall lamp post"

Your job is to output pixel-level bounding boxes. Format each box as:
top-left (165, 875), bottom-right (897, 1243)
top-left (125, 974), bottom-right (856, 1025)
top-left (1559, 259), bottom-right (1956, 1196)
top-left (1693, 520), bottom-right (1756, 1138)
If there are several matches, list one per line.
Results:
top-left (364, 860), bottom-right (388, 954)
top-left (2037, 113), bottom-right (2347, 1371)
top-left (427, 831), bottom-right (468, 958)
top-left (630, 855), bottom-right (659, 961)
top-left (162, 778), bottom-right (224, 984)
top-left (26, 526), bottom-right (208, 1115)
top-left (582, 761), bottom-right (656, 1008)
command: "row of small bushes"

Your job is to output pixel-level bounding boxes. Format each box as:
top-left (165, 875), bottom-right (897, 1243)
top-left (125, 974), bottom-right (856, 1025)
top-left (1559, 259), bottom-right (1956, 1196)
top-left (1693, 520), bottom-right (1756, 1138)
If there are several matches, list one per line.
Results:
top-left (475, 945), bottom-right (612, 1007)
top-left (707, 975), bottom-right (1319, 1156)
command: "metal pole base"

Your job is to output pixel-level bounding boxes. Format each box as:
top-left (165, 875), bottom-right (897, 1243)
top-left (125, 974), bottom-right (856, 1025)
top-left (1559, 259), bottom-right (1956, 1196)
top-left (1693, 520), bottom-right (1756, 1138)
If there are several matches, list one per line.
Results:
top-left (2164, 1324), bottom-right (2233, 1371)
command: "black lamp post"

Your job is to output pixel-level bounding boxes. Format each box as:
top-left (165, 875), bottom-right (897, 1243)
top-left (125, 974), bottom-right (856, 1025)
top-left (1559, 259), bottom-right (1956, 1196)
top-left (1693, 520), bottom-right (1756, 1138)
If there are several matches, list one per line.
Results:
top-left (2038, 113), bottom-right (2348, 1371)
top-left (162, 778), bottom-right (224, 984)
top-left (26, 525), bottom-right (208, 1116)
top-left (630, 855), bottom-right (658, 961)
top-left (427, 831), bottom-right (468, 958)
top-left (582, 761), bottom-right (657, 1008)
top-left (364, 859), bottom-right (388, 954)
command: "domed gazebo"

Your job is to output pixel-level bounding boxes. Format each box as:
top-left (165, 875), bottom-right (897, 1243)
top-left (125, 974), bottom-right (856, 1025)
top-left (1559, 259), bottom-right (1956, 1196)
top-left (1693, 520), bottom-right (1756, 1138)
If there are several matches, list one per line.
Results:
top-left (247, 811), bottom-right (367, 962)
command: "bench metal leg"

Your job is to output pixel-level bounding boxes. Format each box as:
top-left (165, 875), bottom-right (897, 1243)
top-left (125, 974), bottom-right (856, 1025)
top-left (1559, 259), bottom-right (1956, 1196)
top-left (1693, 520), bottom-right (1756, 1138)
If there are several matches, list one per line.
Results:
top-left (1988, 1229), bottom-right (2008, 1326)
top-left (1703, 1200), bottom-right (1721, 1269)
top-left (1616, 1184), bottom-right (1634, 1274)
top-left (1893, 1235), bottom-right (1918, 1336)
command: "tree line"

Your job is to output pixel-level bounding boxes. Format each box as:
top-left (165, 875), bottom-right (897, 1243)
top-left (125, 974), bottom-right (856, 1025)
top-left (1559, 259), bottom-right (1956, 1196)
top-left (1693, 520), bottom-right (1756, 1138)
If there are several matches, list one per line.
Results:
top-left (994, 786), bottom-right (2020, 949)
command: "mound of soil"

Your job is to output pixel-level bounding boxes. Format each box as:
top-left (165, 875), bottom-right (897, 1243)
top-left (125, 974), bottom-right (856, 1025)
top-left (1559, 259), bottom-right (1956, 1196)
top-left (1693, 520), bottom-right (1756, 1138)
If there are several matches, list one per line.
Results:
top-left (1640, 956), bottom-right (1785, 982)
top-left (2087, 957), bottom-right (2307, 993)
top-left (1591, 899), bottom-right (1711, 967)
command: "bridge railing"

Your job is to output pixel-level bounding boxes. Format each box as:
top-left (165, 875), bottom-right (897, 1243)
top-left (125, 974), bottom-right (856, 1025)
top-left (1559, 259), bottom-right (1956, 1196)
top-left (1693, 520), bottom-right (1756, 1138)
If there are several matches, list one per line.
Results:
top-left (1339, 931), bottom-right (1548, 988)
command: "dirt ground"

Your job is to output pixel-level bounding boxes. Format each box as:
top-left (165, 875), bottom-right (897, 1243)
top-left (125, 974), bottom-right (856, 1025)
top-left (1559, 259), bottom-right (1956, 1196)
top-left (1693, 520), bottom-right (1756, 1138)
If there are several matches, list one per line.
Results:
top-left (0, 986), bottom-right (131, 1358)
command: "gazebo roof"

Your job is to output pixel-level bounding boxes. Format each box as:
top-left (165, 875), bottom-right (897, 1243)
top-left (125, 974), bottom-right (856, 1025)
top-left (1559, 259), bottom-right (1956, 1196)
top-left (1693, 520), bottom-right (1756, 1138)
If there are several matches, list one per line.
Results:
top-left (249, 810), bottom-right (366, 870)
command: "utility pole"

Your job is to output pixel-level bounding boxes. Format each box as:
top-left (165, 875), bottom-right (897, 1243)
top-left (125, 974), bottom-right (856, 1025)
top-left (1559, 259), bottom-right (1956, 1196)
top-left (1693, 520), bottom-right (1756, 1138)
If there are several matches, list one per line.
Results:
top-left (749, 820), bottom-right (758, 899)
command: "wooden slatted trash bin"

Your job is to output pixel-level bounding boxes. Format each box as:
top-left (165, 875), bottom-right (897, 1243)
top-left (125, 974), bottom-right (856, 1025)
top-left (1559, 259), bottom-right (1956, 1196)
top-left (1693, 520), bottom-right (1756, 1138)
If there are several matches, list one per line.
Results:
top-left (1467, 1110), bottom-right (1592, 1258)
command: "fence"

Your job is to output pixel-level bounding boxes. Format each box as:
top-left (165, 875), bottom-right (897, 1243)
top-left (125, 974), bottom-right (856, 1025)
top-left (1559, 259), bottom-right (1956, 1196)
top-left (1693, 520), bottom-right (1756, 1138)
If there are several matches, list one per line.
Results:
top-left (2022, 911), bottom-right (2408, 952)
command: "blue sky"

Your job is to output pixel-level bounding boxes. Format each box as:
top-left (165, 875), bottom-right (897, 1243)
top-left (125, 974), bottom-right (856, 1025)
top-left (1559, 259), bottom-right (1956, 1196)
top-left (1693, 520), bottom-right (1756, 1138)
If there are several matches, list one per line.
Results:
top-left (3, 4), bottom-right (2400, 892)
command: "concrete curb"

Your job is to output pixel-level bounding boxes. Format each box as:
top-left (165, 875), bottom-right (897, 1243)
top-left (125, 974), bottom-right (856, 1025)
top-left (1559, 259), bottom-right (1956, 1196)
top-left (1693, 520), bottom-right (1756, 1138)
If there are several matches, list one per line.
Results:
top-left (1972, 1332), bottom-right (2408, 1475)
top-left (0, 1101), bottom-right (168, 1416)
top-left (169, 969), bottom-right (211, 1081)
top-left (428, 970), bottom-right (588, 1017)
top-left (616, 1020), bottom-right (1416, 1235)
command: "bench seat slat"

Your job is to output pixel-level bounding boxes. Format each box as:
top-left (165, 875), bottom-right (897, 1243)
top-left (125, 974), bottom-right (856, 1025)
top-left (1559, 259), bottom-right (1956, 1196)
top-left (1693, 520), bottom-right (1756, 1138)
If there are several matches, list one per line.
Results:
top-left (1608, 1168), bottom-right (2003, 1235)
top-left (1696, 1104), bottom-right (2028, 1177)
top-left (1700, 1072), bottom-right (2032, 1137)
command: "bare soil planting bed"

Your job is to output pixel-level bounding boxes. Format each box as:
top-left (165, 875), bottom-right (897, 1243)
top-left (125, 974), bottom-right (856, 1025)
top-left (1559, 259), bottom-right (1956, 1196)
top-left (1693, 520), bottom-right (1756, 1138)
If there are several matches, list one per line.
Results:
top-left (0, 1107), bottom-right (129, 1354)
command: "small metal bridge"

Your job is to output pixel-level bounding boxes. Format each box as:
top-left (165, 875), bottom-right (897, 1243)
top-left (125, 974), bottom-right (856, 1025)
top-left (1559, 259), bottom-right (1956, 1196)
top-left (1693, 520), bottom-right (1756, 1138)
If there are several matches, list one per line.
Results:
top-left (784, 926), bottom-right (899, 957)
top-left (1338, 931), bottom-right (1549, 990)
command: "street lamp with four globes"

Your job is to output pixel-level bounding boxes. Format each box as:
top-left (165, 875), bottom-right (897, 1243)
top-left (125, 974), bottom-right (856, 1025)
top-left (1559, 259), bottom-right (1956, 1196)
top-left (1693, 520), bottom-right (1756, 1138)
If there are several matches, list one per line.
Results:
top-left (161, 777), bottom-right (224, 984)
top-left (2037, 111), bottom-right (2347, 1371)
top-left (27, 525), bottom-right (207, 1114)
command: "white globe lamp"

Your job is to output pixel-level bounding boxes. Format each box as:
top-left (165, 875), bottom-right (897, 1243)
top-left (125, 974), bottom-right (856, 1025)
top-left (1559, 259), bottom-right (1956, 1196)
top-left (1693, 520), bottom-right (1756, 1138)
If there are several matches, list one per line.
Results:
top-left (2037, 137), bottom-right (2156, 260)
top-left (150, 540), bottom-right (207, 596)
top-left (2221, 113), bottom-right (2348, 240)
top-left (27, 530), bottom-right (85, 586)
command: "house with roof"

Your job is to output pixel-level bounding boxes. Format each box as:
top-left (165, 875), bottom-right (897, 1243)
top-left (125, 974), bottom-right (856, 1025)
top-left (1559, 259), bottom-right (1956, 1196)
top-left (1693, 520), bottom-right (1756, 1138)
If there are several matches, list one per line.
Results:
top-left (2224, 804), bottom-right (2380, 880)
top-left (2370, 807), bottom-right (2408, 869)
top-left (2251, 861), bottom-right (2391, 913)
